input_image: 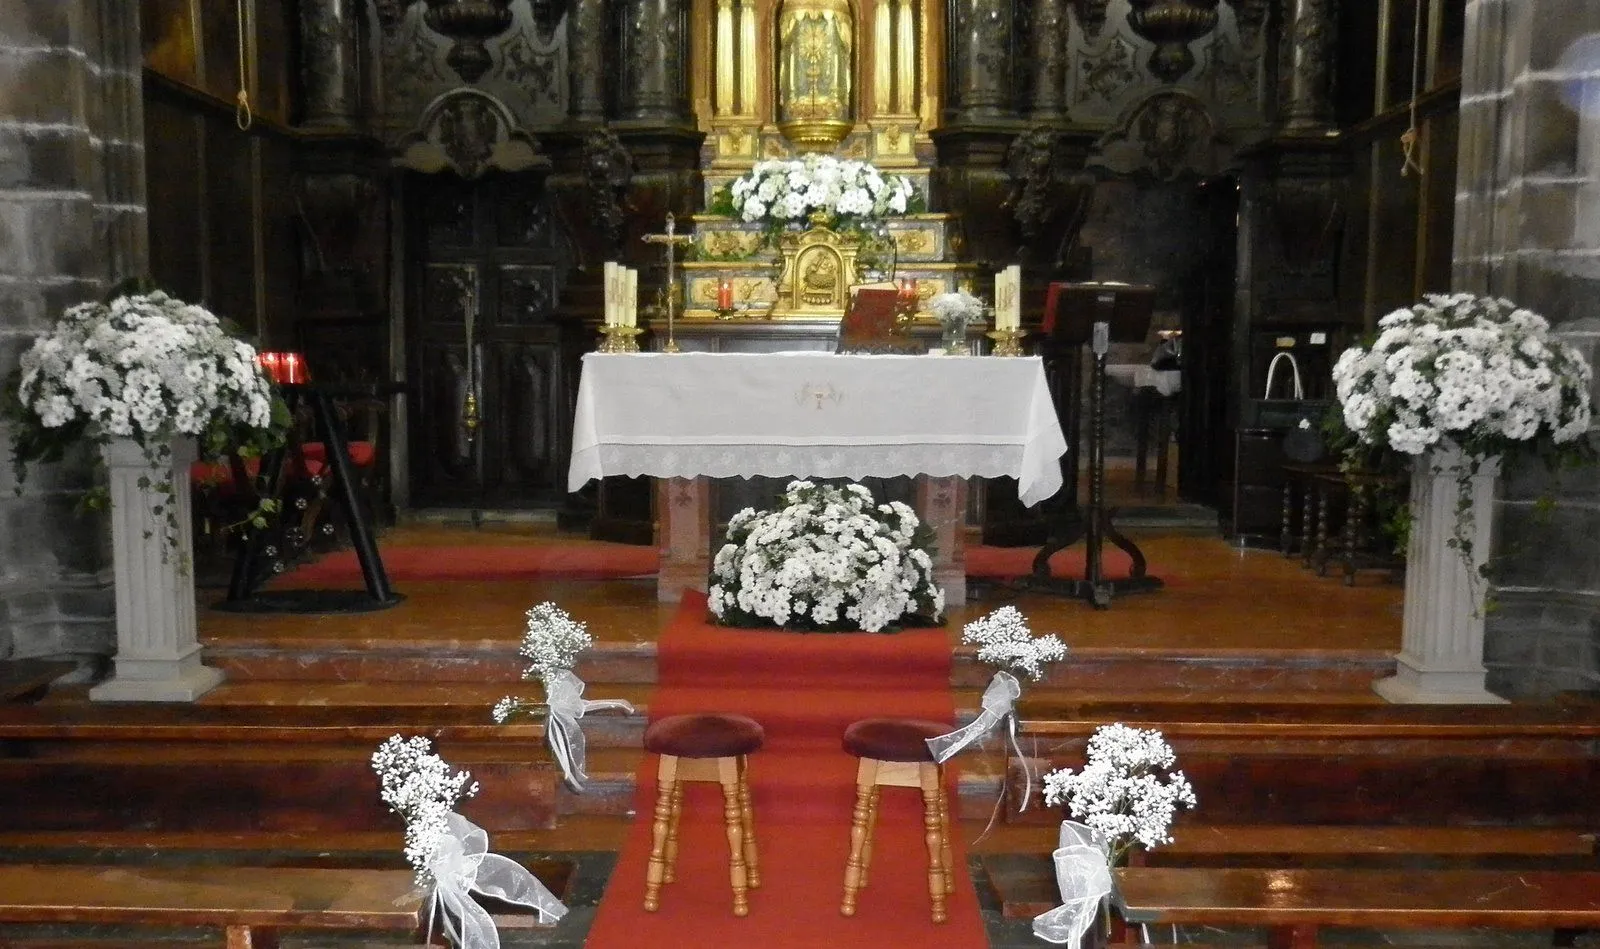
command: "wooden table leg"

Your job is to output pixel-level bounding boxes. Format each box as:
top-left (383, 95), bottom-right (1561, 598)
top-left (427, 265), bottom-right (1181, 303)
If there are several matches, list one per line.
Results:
top-left (656, 477), bottom-right (711, 603)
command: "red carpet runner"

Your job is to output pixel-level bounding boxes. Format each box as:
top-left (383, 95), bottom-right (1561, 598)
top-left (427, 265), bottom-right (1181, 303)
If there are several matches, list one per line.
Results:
top-left (584, 591), bottom-right (987, 948)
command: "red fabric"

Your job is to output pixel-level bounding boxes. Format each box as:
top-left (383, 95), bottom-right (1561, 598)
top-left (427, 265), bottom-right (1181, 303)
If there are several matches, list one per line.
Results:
top-left (273, 542), bottom-right (1142, 585)
top-left (584, 593), bottom-right (986, 947)
top-left (298, 441), bottom-right (377, 468)
top-left (841, 717), bottom-right (949, 762)
top-left (1043, 281), bottom-right (1066, 335)
top-left (190, 454), bottom-right (331, 494)
top-left (644, 713), bottom-right (766, 758)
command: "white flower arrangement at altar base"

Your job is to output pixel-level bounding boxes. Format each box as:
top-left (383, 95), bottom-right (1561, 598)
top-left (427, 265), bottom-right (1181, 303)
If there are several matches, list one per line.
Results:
top-left (961, 605), bottom-right (1068, 681)
top-left (492, 602), bottom-right (634, 793)
top-left (719, 156), bottom-right (918, 234)
top-left (708, 479), bottom-right (944, 633)
top-left (371, 735), bottom-right (481, 887)
top-left (1332, 293), bottom-right (1594, 591)
top-left (5, 287), bottom-right (288, 551)
top-left (1040, 723), bottom-right (1196, 866)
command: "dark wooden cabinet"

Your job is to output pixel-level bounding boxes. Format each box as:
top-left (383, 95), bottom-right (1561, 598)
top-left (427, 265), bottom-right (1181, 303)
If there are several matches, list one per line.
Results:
top-left (1229, 427), bottom-right (1288, 546)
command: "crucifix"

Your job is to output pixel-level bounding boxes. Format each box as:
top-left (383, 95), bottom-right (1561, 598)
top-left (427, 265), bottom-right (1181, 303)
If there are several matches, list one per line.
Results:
top-left (642, 213), bottom-right (695, 353)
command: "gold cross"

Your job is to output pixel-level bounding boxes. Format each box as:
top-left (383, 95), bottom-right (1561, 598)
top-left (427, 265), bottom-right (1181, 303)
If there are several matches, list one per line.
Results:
top-left (642, 213), bottom-right (695, 352)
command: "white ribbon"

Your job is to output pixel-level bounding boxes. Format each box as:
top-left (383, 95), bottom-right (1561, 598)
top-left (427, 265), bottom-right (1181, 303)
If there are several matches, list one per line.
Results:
top-left (425, 812), bottom-right (568, 949)
top-left (924, 671), bottom-right (1033, 810)
top-left (1032, 820), bottom-right (1113, 945)
top-left (543, 669), bottom-right (635, 793)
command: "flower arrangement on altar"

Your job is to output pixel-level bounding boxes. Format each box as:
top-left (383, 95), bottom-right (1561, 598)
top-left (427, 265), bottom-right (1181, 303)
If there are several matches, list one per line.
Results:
top-left (372, 735), bottom-right (481, 887)
top-left (928, 290), bottom-right (983, 353)
top-left (492, 602), bottom-right (634, 793)
top-left (713, 156), bottom-right (918, 237)
top-left (5, 287), bottom-right (288, 548)
top-left (962, 606), bottom-right (1067, 681)
top-left (1331, 293), bottom-right (1593, 586)
top-left (708, 479), bottom-right (944, 633)
top-left (1041, 723), bottom-right (1196, 866)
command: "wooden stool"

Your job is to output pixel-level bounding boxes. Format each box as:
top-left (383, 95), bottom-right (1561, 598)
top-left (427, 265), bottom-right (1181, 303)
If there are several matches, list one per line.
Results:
top-left (839, 717), bottom-right (955, 924)
top-left (641, 712), bottom-right (764, 916)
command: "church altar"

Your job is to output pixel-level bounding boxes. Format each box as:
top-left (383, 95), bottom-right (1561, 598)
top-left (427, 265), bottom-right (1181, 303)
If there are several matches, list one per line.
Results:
top-left (568, 352), bottom-right (1068, 605)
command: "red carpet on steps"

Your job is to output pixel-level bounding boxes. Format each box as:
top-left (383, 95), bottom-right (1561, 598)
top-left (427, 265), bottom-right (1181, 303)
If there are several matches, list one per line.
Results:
top-left (276, 540), bottom-right (1142, 584)
top-left (583, 592), bottom-right (987, 948)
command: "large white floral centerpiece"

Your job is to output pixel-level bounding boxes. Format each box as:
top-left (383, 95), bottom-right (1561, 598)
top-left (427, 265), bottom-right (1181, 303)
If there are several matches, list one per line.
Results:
top-left (718, 156), bottom-right (917, 237)
top-left (708, 479), bottom-right (944, 633)
top-left (6, 289), bottom-right (287, 542)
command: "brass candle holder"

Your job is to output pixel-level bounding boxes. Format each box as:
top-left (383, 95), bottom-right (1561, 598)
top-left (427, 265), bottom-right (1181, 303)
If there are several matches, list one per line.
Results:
top-left (987, 327), bottom-right (1026, 357)
top-left (598, 324), bottom-right (643, 353)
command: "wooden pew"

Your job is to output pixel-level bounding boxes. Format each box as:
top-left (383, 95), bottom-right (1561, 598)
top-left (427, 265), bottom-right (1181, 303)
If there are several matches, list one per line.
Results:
top-left (0, 863), bottom-right (566, 948)
top-left (1113, 866), bottom-right (1600, 948)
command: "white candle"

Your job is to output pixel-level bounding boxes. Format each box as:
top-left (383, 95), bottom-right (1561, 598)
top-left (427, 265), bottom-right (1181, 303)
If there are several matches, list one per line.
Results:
top-left (1004, 267), bottom-right (1022, 331)
top-left (625, 269), bottom-right (638, 328)
top-left (603, 262), bottom-right (618, 327)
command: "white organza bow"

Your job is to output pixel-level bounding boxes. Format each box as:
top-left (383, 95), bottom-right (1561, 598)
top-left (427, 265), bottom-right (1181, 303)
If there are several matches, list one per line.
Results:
top-left (425, 812), bottom-right (568, 949)
top-left (1032, 820), bottom-right (1113, 945)
top-left (543, 669), bottom-right (635, 793)
top-left (924, 670), bottom-right (1032, 810)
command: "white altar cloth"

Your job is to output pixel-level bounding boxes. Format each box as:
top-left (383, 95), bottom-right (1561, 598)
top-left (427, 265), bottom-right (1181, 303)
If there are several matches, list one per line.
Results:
top-left (568, 352), bottom-right (1068, 506)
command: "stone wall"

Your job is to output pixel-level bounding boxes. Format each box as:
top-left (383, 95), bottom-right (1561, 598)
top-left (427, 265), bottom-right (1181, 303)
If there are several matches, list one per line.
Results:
top-left (1454, 0), bottom-right (1600, 697)
top-left (0, 2), bottom-right (146, 665)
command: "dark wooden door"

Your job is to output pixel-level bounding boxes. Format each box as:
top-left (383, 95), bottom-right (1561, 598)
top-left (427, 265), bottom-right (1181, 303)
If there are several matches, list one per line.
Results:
top-left (407, 172), bottom-right (572, 509)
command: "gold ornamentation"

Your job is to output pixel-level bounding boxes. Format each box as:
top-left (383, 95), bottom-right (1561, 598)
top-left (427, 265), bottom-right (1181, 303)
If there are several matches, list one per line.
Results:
top-left (774, 221), bottom-right (862, 316)
top-left (893, 229), bottom-right (931, 253)
top-left (776, 0), bottom-right (854, 151)
top-left (598, 324), bottom-right (644, 353)
top-left (987, 328), bottom-right (1026, 357)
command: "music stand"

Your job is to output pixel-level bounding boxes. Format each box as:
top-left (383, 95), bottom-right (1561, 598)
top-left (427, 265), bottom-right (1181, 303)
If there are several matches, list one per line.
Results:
top-left (1025, 282), bottom-right (1163, 607)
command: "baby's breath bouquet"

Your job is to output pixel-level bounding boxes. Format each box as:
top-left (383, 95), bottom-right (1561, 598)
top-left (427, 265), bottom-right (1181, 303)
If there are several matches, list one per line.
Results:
top-left (708, 480), bottom-right (944, 633)
top-left (492, 602), bottom-right (593, 723)
top-left (371, 735), bottom-right (480, 886)
top-left (962, 606), bottom-right (1067, 681)
top-left (1041, 723), bottom-right (1196, 865)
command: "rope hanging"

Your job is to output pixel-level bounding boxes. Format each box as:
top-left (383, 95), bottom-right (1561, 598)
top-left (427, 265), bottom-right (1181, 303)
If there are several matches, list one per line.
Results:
top-left (1399, 0), bottom-right (1425, 177)
top-left (235, 0), bottom-right (255, 130)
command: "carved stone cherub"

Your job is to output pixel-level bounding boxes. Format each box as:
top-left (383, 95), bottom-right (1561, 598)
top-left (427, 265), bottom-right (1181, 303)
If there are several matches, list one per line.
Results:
top-left (1004, 128), bottom-right (1096, 272)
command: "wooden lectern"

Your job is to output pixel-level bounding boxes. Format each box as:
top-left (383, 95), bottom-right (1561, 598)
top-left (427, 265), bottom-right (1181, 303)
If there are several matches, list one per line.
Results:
top-left (1027, 282), bottom-right (1163, 608)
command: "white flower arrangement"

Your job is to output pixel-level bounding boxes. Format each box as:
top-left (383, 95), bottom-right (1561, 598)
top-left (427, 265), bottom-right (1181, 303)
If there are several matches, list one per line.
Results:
top-left (372, 735), bottom-right (480, 886)
top-left (708, 480), bottom-right (944, 633)
top-left (962, 606), bottom-right (1068, 681)
top-left (1041, 723), bottom-right (1196, 864)
top-left (1333, 294), bottom-right (1592, 457)
top-left (6, 289), bottom-right (286, 549)
top-left (493, 601), bottom-right (594, 723)
top-left (724, 156), bottom-right (916, 232)
top-left (928, 291), bottom-right (983, 334)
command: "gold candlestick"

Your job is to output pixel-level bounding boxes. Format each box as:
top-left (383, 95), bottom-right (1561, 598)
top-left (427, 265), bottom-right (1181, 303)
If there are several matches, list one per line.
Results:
top-left (987, 327), bottom-right (1026, 357)
top-left (598, 324), bottom-right (643, 353)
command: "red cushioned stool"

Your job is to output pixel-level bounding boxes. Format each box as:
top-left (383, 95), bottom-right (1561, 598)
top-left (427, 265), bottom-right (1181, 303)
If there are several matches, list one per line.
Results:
top-left (839, 717), bottom-right (955, 923)
top-left (641, 712), bottom-right (764, 916)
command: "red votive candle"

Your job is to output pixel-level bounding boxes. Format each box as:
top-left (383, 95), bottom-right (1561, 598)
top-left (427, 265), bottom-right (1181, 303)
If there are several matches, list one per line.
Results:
top-left (717, 278), bottom-right (734, 310)
top-left (898, 277), bottom-right (917, 304)
top-left (282, 353), bottom-right (309, 385)
top-left (257, 351), bottom-right (282, 383)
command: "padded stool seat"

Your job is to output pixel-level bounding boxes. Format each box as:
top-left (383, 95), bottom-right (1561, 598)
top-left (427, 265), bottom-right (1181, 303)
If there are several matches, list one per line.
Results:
top-left (842, 717), bottom-right (947, 762)
top-left (645, 713), bottom-right (765, 758)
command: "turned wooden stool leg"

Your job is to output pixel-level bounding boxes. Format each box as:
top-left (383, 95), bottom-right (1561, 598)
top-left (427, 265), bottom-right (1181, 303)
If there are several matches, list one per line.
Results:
top-left (841, 758), bottom-right (877, 916)
top-left (937, 778), bottom-right (954, 894)
top-left (920, 763), bottom-right (949, 923)
top-left (737, 754), bottom-right (760, 889)
top-left (644, 755), bottom-right (678, 912)
top-left (717, 756), bottom-right (750, 917)
top-left (858, 784), bottom-right (881, 889)
top-left (662, 777), bottom-right (685, 884)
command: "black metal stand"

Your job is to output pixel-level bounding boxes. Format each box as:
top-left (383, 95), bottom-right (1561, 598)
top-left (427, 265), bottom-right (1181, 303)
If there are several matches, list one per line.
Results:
top-left (216, 384), bottom-right (402, 614)
top-left (1020, 322), bottom-right (1162, 608)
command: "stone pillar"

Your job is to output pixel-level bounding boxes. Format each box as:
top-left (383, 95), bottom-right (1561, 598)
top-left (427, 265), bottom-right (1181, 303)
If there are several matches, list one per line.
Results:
top-left (89, 440), bottom-right (223, 702)
top-left (617, 0), bottom-right (692, 125)
top-left (569, 0), bottom-right (610, 124)
top-left (944, 0), bottom-right (1019, 123)
top-left (0, 0), bottom-right (146, 667)
top-left (1373, 450), bottom-right (1505, 704)
top-left (1026, 0), bottom-right (1068, 121)
top-left (916, 475), bottom-right (969, 608)
top-left (300, 0), bottom-right (364, 129)
top-left (1280, 0), bottom-right (1335, 131)
top-left (1451, 0), bottom-right (1600, 698)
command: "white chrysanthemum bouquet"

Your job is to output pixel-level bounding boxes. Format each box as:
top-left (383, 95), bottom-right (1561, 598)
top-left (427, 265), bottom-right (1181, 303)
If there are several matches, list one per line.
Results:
top-left (493, 601), bottom-right (593, 723)
top-left (1041, 723), bottom-right (1196, 865)
top-left (1333, 294), bottom-right (1592, 458)
top-left (708, 480), bottom-right (944, 633)
top-left (372, 735), bottom-right (480, 886)
top-left (6, 288), bottom-right (288, 546)
top-left (963, 606), bottom-right (1067, 681)
top-left (721, 156), bottom-right (917, 234)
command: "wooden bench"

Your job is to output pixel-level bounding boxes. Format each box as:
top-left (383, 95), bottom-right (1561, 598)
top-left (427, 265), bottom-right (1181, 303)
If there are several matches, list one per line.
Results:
top-left (1113, 866), bottom-right (1600, 948)
top-left (0, 863), bottom-right (565, 949)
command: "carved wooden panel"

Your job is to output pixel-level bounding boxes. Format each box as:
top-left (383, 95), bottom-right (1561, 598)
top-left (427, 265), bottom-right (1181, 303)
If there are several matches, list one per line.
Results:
top-left (498, 265), bottom-right (559, 324)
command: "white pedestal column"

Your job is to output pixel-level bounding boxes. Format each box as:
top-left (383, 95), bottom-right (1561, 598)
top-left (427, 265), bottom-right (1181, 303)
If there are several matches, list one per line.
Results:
top-left (90, 438), bottom-right (224, 703)
top-left (1373, 447), bottom-right (1506, 704)
top-left (656, 476), bottom-right (711, 603)
top-left (915, 475), bottom-right (968, 608)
